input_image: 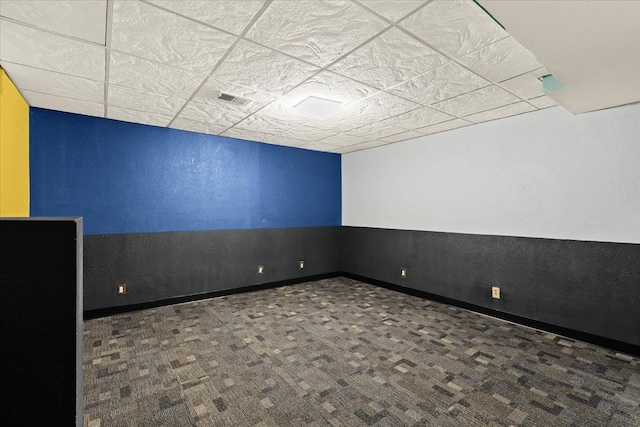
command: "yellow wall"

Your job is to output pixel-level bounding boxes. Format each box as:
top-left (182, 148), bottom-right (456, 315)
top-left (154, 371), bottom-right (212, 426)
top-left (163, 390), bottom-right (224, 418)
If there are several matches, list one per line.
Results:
top-left (0, 67), bottom-right (29, 217)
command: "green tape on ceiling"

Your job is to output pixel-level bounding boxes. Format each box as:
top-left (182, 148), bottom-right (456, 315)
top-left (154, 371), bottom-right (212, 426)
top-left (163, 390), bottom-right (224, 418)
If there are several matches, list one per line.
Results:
top-left (541, 75), bottom-right (565, 93)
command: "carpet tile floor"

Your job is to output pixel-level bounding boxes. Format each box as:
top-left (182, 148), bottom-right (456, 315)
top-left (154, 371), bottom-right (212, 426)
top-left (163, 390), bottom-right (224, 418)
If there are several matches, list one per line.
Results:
top-left (83, 277), bottom-right (640, 426)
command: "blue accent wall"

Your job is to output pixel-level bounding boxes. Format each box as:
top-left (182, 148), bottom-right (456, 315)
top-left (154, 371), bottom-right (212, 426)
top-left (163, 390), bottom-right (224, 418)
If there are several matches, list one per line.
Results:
top-left (30, 108), bottom-right (341, 235)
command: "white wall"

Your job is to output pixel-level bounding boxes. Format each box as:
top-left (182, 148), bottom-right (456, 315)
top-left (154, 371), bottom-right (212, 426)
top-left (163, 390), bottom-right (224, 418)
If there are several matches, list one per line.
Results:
top-left (343, 103), bottom-right (640, 244)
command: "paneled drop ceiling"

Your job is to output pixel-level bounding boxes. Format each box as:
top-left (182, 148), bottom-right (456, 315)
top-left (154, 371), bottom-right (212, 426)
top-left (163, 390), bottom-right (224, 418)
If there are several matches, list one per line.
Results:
top-left (0, 0), bottom-right (560, 153)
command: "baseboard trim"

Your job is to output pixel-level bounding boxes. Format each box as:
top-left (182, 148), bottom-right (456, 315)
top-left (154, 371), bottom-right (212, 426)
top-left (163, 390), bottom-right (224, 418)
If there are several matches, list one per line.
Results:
top-left (342, 272), bottom-right (640, 357)
top-left (83, 272), bottom-right (341, 320)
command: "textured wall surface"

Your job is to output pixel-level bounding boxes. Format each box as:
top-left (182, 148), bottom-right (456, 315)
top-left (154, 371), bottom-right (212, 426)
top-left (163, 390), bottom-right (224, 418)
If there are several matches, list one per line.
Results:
top-left (84, 226), bottom-right (341, 311)
top-left (30, 108), bottom-right (341, 235)
top-left (343, 103), bottom-right (640, 244)
top-left (0, 68), bottom-right (29, 216)
top-left (342, 226), bottom-right (640, 346)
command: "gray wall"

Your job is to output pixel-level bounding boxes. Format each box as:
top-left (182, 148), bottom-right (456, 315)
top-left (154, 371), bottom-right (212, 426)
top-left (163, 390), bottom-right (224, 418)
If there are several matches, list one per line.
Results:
top-left (84, 226), bottom-right (341, 311)
top-left (342, 226), bottom-right (640, 347)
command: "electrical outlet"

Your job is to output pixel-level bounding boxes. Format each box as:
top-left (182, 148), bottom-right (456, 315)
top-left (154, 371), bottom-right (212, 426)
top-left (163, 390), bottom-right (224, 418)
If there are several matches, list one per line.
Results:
top-left (117, 283), bottom-right (126, 295)
top-left (258, 265), bottom-right (264, 274)
top-left (492, 286), bottom-right (500, 299)
top-left (400, 268), bottom-right (407, 278)
top-left (299, 260), bottom-right (304, 270)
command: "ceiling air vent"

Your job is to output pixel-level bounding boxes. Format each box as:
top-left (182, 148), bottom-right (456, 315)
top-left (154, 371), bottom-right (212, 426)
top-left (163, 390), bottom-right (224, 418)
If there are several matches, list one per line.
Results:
top-left (217, 92), bottom-right (252, 106)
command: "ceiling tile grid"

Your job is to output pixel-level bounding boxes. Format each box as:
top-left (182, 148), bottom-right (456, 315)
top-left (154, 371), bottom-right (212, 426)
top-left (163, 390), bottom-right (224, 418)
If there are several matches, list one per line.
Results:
top-left (0, 0), bottom-right (560, 154)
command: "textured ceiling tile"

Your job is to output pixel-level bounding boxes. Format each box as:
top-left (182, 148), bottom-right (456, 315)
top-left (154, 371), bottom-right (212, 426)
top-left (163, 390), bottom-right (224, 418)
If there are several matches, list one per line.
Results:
top-left (221, 127), bottom-right (276, 143)
top-left (380, 106), bottom-right (454, 130)
top-left (299, 141), bottom-right (342, 152)
top-left (246, 0), bottom-right (388, 67)
top-left (0, 19), bottom-right (105, 81)
top-left (192, 76), bottom-right (277, 113)
top-left (387, 62), bottom-right (489, 105)
top-left (346, 122), bottom-right (406, 139)
top-left (401, 0), bottom-right (508, 58)
top-left (178, 101), bottom-right (248, 128)
top-left (211, 39), bottom-right (318, 95)
top-left (263, 134), bottom-right (310, 147)
top-left (380, 130), bottom-right (424, 143)
top-left (344, 139), bottom-right (389, 151)
top-left (1, 62), bottom-right (103, 104)
top-left (0, 0), bottom-right (107, 44)
top-left (108, 85), bottom-right (186, 116)
top-left (464, 101), bottom-right (536, 123)
top-left (107, 106), bottom-right (172, 127)
top-left (109, 51), bottom-right (205, 98)
top-left (111, 1), bottom-right (236, 73)
top-left (279, 125), bottom-right (338, 142)
top-left (145, 0), bottom-right (266, 35)
top-left (430, 85), bottom-right (520, 117)
top-left (170, 117), bottom-right (229, 135)
top-left (258, 71), bottom-right (378, 122)
top-left (416, 118), bottom-right (471, 135)
top-left (233, 114), bottom-right (296, 135)
top-left (304, 112), bottom-right (366, 133)
top-left (458, 36), bottom-right (542, 83)
top-left (21, 90), bottom-right (104, 117)
top-left (528, 95), bottom-right (558, 109)
top-left (342, 91), bottom-right (420, 123)
top-left (358, 0), bottom-right (428, 22)
top-left (329, 27), bottom-right (448, 89)
top-left (500, 72), bottom-right (546, 100)
top-left (319, 133), bottom-right (370, 147)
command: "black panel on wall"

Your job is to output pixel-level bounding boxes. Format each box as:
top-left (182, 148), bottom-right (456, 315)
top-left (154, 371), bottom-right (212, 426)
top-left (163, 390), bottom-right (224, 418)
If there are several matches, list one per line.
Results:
top-left (84, 226), bottom-right (341, 313)
top-left (341, 226), bottom-right (640, 348)
top-left (0, 218), bottom-right (83, 426)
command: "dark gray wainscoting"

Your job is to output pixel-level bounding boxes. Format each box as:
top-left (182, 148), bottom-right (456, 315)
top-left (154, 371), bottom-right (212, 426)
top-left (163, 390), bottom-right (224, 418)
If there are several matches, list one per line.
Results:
top-left (341, 226), bottom-right (640, 348)
top-left (84, 226), bottom-right (341, 312)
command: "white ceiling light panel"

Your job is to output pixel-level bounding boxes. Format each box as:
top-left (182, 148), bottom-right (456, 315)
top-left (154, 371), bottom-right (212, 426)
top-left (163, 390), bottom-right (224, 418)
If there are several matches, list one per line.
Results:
top-left (1, 62), bottom-right (103, 104)
top-left (387, 62), bottom-right (489, 105)
top-left (431, 85), bottom-right (520, 117)
top-left (21, 90), bottom-right (104, 118)
top-left (259, 71), bottom-right (377, 123)
top-left (0, 19), bottom-right (105, 81)
top-left (245, 0), bottom-right (388, 67)
top-left (328, 27), bottom-right (449, 90)
top-left (145, 0), bottom-right (267, 35)
top-left (111, 1), bottom-right (236, 73)
top-left (458, 36), bottom-right (543, 83)
top-left (0, 0), bottom-right (107, 45)
top-left (401, 0), bottom-right (509, 58)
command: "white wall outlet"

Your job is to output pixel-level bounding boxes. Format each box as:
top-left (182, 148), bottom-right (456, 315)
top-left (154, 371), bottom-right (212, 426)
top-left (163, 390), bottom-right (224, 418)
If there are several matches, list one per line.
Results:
top-left (401, 268), bottom-right (407, 278)
top-left (117, 283), bottom-right (126, 295)
top-left (258, 265), bottom-right (264, 274)
top-left (299, 260), bottom-right (304, 270)
top-left (492, 286), bottom-right (501, 299)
